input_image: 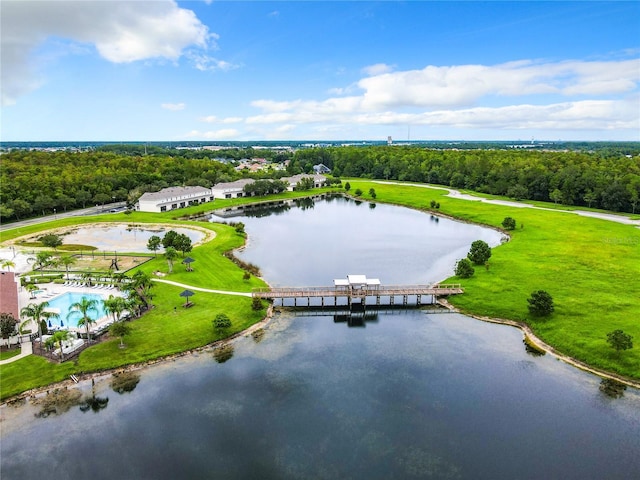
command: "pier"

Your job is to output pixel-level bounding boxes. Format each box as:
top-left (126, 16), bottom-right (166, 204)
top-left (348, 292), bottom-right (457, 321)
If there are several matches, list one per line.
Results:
top-left (252, 275), bottom-right (463, 308)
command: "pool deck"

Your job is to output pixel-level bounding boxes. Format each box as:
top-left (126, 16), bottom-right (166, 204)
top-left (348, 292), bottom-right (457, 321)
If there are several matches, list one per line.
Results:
top-left (18, 282), bottom-right (126, 336)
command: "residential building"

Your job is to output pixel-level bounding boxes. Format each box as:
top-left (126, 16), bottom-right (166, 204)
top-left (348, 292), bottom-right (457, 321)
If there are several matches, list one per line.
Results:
top-left (137, 186), bottom-right (214, 213)
top-left (0, 271), bottom-right (20, 320)
top-left (282, 174), bottom-right (327, 191)
top-left (211, 179), bottom-right (255, 199)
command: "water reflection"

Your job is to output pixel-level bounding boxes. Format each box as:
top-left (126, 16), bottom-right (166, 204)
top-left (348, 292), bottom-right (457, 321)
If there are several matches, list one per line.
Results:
top-left (79, 380), bottom-right (109, 413)
top-left (213, 343), bottom-right (235, 363)
top-left (599, 378), bottom-right (627, 398)
top-left (110, 372), bottom-right (141, 394)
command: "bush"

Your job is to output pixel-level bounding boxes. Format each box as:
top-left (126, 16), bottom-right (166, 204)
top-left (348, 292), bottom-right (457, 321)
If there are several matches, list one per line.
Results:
top-left (252, 297), bottom-right (264, 311)
top-left (502, 217), bottom-right (517, 230)
top-left (213, 313), bottom-right (232, 330)
top-left (467, 240), bottom-right (491, 265)
top-left (606, 330), bottom-right (633, 352)
top-left (454, 258), bottom-right (475, 278)
top-left (354, 188), bottom-right (363, 196)
top-left (527, 290), bottom-right (554, 317)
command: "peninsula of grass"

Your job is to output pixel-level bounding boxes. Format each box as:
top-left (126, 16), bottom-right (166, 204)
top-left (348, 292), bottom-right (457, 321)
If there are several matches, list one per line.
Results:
top-left (0, 220), bottom-right (268, 400)
top-left (348, 179), bottom-right (640, 381)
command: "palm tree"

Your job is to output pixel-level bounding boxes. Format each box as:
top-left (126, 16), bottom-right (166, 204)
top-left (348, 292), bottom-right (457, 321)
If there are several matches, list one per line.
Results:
top-left (44, 330), bottom-right (71, 361)
top-left (28, 251), bottom-right (54, 271)
top-left (67, 297), bottom-right (98, 342)
top-left (80, 272), bottom-right (94, 287)
top-left (20, 301), bottom-right (59, 343)
top-left (164, 246), bottom-right (178, 273)
top-left (1, 259), bottom-right (15, 272)
top-left (124, 270), bottom-right (153, 311)
top-left (57, 255), bottom-right (77, 280)
top-left (102, 295), bottom-right (127, 323)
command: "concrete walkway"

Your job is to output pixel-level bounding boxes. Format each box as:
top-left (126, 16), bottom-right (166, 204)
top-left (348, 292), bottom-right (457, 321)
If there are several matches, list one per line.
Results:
top-left (0, 341), bottom-right (33, 365)
top-left (373, 181), bottom-right (640, 226)
top-left (152, 278), bottom-right (253, 297)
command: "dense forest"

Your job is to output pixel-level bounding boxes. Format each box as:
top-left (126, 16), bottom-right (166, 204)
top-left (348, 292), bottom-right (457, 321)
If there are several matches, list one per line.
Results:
top-left (1, 144), bottom-right (639, 222)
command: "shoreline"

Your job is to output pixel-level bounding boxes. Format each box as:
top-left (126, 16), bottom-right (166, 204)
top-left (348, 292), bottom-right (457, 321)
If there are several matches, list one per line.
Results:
top-left (437, 298), bottom-right (640, 390)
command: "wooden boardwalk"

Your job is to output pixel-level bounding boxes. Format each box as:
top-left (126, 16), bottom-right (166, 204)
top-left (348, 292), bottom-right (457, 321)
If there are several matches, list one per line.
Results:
top-left (252, 283), bottom-right (463, 307)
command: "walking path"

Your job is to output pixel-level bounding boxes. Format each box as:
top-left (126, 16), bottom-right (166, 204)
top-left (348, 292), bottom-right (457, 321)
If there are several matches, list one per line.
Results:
top-left (0, 341), bottom-right (32, 365)
top-left (373, 181), bottom-right (640, 226)
top-left (151, 278), bottom-right (253, 297)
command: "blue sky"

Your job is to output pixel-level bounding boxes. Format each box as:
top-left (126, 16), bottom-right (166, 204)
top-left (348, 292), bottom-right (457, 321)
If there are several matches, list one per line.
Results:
top-left (1, 1), bottom-right (639, 141)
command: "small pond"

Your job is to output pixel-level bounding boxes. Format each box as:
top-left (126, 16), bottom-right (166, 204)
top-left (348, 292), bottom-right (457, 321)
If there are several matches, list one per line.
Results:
top-left (56, 225), bottom-right (206, 252)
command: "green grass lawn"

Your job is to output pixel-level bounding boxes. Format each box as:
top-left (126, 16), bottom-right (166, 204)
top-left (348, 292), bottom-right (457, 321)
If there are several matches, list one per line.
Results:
top-left (2, 182), bottom-right (638, 400)
top-left (349, 180), bottom-right (640, 380)
top-left (0, 350), bottom-right (21, 361)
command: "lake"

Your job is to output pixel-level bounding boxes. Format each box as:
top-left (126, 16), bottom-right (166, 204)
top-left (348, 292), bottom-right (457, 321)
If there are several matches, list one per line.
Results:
top-left (1, 196), bottom-right (638, 479)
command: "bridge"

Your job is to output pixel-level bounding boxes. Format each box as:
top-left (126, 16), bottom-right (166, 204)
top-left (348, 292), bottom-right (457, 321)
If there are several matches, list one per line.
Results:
top-left (252, 275), bottom-right (463, 308)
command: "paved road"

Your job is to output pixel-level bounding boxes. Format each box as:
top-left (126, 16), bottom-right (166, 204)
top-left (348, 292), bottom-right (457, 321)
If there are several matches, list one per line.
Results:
top-left (0, 202), bottom-right (127, 233)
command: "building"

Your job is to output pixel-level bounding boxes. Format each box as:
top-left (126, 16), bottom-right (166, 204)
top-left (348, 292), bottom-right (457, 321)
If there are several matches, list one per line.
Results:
top-left (313, 164), bottom-right (331, 174)
top-left (137, 186), bottom-right (214, 213)
top-left (210, 179), bottom-right (255, 199)
top-left (282, 174), bottom-right (327, 191)
top-left (0, 271), bottom-right (20, 320)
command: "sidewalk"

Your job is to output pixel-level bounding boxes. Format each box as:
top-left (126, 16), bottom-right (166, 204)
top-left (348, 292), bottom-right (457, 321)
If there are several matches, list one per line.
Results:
top-left (0, 341), bottom-right (32, 365)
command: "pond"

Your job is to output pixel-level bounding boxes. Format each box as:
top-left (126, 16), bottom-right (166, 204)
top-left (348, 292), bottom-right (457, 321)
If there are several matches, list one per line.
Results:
top-left (1, 197), bottom-right (639, 479)
top-left (55, 224), bottom-right (206, 252)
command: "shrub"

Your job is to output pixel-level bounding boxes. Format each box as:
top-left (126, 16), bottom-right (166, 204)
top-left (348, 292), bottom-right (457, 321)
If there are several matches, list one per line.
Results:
top-left (354, 188), bottom-right (363, 196)
top-left (213, 313), bottom-right (232, 330)
top-left (454, 258), bottom-right (475, 278)
top-left (252, 297), bottom-right (264, 311)
top-left (502, 217), bottom-right (517, 230)
top-left (606, 330), bottom-right (633, 353)
top-left (527, 290), bottom-right (554, 317)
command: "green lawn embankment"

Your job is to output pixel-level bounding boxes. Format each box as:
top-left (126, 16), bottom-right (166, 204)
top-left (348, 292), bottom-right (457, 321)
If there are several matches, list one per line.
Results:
top-left (348, 180), bottom-right (640, 381)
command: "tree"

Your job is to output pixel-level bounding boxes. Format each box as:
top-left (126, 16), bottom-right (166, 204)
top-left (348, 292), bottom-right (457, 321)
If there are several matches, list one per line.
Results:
top-left (44, 330), bottom-right (71, 361)
top-left (1, 259), bottom-right (15, 271)
top-left (454, 258), bottom-right (475, 278)
top-left (174, 233), bottom-right (193, 256)
top-left (29, 251), bottom-right (54, 271)
top-left (124, 270), bottom-right (154, 311)
top-left (344, 182), bottom-right (351, 192)
top-left (606, 330), bottom-right (633, 353)
top-left (68, 297), bottom-right (99, 341)
top-left (164, 247), bottom-right (178, 273)
top-left (147, 235), bottom-right (162, 257)
top-left (213, 313), bottom-right (232, 330)
top-left (502, 217), bottom-right (516, 230)
top-left (527, 290), bottom-right (554, 317)
top-left (467, 240), bottom-right (492, 265)
top-left (76, 190), bottom-right (92, 208)
top-left (162, 230), bottom-right (179, 249)
top-left (110, 322), bottom-right (132, 348)
top-left (21, 301), bottom-right (59, 343)
top-left (507, 184), bottom-right (529, 201)
top-left (0, 313), bottom-right (18, 339)
top-left (583, 190), bottom-right (598, 208)
top-left (102, 295), bottom-right (127, 323)
top-left (252, 297), bottom-right (264, 311)
top-left (58, 255), bottom-right (77, 280)
top-left (354, 188), bottom-right (363, 196)
top-left (234, 222), bottom-right (245, 234)
top-left (369, 188), bottom-right (376, 199)
top-left (550, 188), bottom-right (564, 205)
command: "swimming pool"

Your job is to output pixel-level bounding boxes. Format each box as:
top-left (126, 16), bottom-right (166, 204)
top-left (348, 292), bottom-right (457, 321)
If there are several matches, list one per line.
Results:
top-left (45, 292), bottom-right (108, 328)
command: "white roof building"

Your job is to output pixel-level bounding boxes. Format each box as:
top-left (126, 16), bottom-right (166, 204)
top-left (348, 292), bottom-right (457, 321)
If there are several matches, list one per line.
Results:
top-left (211, 179), bottom-right (255, 199)
top-left (137, 186), bottom-right (214, 213)
top-left (282, 174), bottom-right (327, 191)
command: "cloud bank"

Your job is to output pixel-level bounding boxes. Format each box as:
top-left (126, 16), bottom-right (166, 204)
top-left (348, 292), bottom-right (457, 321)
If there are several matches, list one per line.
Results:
top-left (1, 0), bottom-right (216, 105)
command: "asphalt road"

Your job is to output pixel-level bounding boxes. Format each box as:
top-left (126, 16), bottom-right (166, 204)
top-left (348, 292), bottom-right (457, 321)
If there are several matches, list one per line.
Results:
top-left (0, 202), bottom-right (127, 232)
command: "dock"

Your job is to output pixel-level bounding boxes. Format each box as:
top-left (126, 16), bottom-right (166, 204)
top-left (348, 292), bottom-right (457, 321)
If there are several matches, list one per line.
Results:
top-left (252, 275), bottom-right (463, 308)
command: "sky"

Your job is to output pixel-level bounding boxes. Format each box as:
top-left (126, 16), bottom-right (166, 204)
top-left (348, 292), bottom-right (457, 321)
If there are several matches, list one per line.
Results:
top-left (1, 0), bottom-right (639, 142)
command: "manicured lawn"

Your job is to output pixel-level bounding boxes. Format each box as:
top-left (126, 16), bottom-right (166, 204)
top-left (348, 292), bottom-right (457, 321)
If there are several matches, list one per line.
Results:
top-left (348, 180), bottom-right (640, 380)
top-left (0, 349), bottom-right (21, 361)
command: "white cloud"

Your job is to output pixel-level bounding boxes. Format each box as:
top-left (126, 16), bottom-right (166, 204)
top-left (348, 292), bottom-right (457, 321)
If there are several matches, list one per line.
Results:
top-left (199, 115), bottom-right (218, 123)
top-left (241, 58), bottom-right (639, 135)
top-left (222, 117), bottom-right (243, 124)
top-left (162, 102), bottom-right (186, 111)
top-left (186, 129), bottom-right (240, 139)
top-left (187, 52), bottom-right (240, 72)
top-left (362, 63), bottom-right (394, 76)
top-left (1, 0), bottom-right (215, 105)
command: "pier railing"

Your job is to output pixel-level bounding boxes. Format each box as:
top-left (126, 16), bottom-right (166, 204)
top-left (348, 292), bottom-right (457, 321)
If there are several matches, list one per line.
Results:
top-left (252, 284), bottom-right (463, 299)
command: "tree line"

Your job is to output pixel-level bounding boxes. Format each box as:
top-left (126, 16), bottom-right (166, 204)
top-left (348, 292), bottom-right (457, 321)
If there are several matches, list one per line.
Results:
top-left (287, 146), bottom-right (640, 213)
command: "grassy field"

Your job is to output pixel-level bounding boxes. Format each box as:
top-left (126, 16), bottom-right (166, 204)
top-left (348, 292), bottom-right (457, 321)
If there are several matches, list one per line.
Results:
top-left (2, 182), bottom-right (639, 399)
top-left (348, 180), bottom-right (640, 380)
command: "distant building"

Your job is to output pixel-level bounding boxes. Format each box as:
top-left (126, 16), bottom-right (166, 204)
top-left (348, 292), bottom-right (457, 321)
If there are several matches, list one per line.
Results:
top-left (282, 174), bottom-right (327, 191)
top-left (0, 271), bottom-right (20, 320)
top-left (137, 186), bottom-right (214, 213)
top-left (313, 163), bottom-right (331, 174)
